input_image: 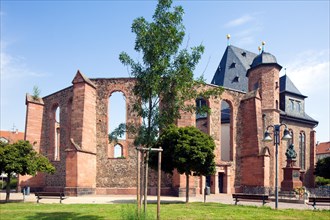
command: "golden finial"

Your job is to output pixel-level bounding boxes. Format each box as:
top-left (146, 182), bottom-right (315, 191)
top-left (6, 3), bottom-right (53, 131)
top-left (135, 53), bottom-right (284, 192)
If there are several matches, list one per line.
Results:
top-left (258, 46), bottom-right (262, 54)
top-left (226, 34), bottom-right (231, 46)
top-left (261, 41), bottom-right (266, 52)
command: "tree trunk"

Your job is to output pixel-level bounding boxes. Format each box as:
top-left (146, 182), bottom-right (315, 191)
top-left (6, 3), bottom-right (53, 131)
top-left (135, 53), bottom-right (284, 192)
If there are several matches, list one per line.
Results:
top-left (5, 174), bottom-right (11, 202)
top-left (185, 173), bottom-right (189, 203)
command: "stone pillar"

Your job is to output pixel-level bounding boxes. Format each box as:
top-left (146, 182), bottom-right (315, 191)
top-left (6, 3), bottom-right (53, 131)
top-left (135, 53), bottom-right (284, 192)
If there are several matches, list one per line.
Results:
top-left (19, 94), bottom-right (45, 191)
top-left (65, 70), bottom-right (97, 196)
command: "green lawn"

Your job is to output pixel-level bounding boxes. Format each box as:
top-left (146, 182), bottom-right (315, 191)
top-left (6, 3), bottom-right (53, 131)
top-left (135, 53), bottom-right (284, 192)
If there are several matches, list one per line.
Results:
top-left (0, 202), bottom-right (329, 220)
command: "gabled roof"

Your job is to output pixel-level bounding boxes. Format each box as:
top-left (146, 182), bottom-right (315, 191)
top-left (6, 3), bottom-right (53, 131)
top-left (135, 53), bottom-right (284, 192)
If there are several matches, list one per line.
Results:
top-left (280, 74), bottom-right (307, 98)
top-left (72, 70), bottom-right (96, 88)
top-left (0, 130), bottom-right (25, 144)
top-left (211, 45), bottom-right (257, 92)
top-left (316, 142), bottom-right (330, 155)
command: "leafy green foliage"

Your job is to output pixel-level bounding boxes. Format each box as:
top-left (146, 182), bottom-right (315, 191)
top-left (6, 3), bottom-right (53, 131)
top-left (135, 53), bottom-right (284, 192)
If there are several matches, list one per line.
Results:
top-left (0, 140), bottom-right (55, 176)
top-left (153, 125), bottom-right (216, 176)
top-left (150, 125), bottom-right (216, 202)
top-left (314, 157), bottom-right (330, 179)
top-left (0, 140), bottom-right (55, 202)
top-left (315, 176), bottom-right (330, 186)
top-left (32, 85), bottom-right (41, 100)
top-left (110, 0), bottom-right (223, 146)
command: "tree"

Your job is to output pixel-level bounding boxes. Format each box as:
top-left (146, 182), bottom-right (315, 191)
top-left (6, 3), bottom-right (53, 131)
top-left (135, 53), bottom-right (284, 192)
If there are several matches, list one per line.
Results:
top-left (151, 125), bottom-right (216, 203)
top-left (314, 157), bottom-right (330, 179)
top-left (109, 0), bottom-right (222, 213)
top-left (110, 0), bottom-right (223, 144)
top-left (0, 140), bottom-right (55, 202)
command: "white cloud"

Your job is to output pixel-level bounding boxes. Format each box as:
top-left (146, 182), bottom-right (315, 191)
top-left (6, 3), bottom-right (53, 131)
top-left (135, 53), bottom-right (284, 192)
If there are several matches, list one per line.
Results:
top-left (224, 14), bottom-right (263, 47)
top-left (224, 14), bottom-right (254, 28)
top-left (283, 50), bottom-right (329, 94)
top-left (0, 46), bottom-right (47, 80)
top-left (283, 49), bottom-right (330, 142)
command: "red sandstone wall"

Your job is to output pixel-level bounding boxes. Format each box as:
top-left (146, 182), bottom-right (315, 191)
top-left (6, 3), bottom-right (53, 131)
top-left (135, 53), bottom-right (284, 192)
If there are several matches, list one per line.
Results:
top-left (19, 95), bottom-right (45, 190)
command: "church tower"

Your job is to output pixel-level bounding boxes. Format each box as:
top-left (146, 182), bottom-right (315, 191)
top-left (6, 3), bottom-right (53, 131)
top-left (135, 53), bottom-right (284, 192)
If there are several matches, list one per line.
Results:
top-left (245, 44), bottom-right (283, 189)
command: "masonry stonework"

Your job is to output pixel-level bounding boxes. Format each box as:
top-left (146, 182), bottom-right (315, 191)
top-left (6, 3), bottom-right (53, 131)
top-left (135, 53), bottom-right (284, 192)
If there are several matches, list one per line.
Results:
top-left (22, 48), bottom-right (318, 196)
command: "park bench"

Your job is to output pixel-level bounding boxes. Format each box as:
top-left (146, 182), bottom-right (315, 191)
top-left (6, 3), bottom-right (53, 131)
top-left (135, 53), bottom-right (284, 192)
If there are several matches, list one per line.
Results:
top-left (307, 197), bottom-right (330, 209)
top-left (232, 193), bottom-right (270, 205)
top-left (35, 192), bottom-right (66, 203)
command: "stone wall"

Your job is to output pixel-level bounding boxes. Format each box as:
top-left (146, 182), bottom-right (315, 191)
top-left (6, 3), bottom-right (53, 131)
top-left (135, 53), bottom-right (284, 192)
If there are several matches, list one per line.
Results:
top-left (22, 69), bottom-right (317, 195)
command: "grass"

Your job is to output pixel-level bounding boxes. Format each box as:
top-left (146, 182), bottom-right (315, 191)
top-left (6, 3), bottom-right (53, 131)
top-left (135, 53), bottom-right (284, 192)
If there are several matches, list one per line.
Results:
top-left (0, 202), bottom-right (329, 220)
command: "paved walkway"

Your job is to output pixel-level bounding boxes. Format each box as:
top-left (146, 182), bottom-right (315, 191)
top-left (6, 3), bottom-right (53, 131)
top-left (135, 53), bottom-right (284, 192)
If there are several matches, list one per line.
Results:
top-left (1, 192), bottom-right (329, 210)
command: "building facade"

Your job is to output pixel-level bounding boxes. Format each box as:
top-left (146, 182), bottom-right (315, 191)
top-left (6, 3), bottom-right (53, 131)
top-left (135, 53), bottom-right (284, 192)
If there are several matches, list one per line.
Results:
top-left (21, 45), bottom-right (318, 196)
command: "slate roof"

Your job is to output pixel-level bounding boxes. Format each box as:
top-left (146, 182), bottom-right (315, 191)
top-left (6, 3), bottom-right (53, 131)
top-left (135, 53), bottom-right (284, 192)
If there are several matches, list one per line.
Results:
top-left (280, 110), bottom-right (318, 125)
top-left (250, 51), bottom-right (278, 69)
top-left (280, 74), bottom-right (307, 98)
top-left (211, 45), bottom-right (257, 92)
top-left (211, 44), bottom-right (318, 126)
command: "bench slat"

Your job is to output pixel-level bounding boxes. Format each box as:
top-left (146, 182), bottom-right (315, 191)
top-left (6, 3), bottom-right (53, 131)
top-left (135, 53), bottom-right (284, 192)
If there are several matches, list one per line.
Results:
top-left (232, 194), bottom-right (269, 205)
top-left (35, 192), bottom-right (66, 203)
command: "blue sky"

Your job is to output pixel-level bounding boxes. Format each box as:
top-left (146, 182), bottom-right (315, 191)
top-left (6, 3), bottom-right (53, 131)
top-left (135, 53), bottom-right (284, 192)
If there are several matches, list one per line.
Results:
top-left (1, 0), bottom-right (329, 142)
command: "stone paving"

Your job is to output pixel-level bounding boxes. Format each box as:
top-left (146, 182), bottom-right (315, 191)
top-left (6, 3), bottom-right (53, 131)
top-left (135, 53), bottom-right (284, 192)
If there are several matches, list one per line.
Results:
top-left (1, 192), bottom-right (329, 210)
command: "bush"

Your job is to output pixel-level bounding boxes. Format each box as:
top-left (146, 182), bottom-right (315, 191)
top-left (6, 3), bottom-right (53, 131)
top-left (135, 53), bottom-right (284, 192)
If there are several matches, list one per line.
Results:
top-left (314, 157), bottom-right (330, 179)
top-left (315, 176), bottom-right (330, 186)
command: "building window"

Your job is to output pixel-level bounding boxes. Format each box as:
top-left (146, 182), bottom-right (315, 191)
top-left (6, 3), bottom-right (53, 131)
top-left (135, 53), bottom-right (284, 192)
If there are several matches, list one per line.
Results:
top-left (114, 144), bottom-right (123, 158)
top-left (232, 76), bottom-right (239, 83)
top-left (290, 99), bottom-right (294, 111)
top-left (196, 98), bottom-right (207, 119)
top-left (296, 101), bottom-right (301, 112)
top-left (299, 132), bottom-right (305, 170)
top-left (109, 92), bottom-right (126, 140)
top-left (229, 62), bottom-right (236, 68)
top-left (53, 105), bottom-right (60, 161)
top-left (221, 100), bottom-right (232, 161)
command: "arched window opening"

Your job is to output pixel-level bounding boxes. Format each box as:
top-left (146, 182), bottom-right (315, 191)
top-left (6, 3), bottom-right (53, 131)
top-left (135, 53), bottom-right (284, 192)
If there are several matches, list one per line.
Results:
top-left (114, 144), bottom-right (123, 158)
top-left (196, 98), bottom-right (208, 134)
top-left (54, 105), bottom-right (60, 161)
top-left (196, 98), bottom-right (207, 119)
top-left (109, 92), bottom-right (126, 140)
top-left (299, 132), bottom-right (306, 170)
top-left (221, 100), bottom-right (232, 161)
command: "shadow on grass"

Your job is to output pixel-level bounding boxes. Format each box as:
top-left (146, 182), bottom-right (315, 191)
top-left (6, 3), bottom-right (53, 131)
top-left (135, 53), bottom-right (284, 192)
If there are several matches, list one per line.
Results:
top-left (0, 200), bottom-right (25, 204)
top-left (111, 199), bottom-right (185, 204)
top-left (24, 212), bottom-right (104, 220)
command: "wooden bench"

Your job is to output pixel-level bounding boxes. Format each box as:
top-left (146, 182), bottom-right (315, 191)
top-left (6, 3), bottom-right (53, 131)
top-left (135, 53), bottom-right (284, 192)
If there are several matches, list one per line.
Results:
top-left (232, 193), bottom-right (269, 205)
top-left (35, 192), bottom-right (66, 203)
top-left (308, 197), bottom-right (330, 209)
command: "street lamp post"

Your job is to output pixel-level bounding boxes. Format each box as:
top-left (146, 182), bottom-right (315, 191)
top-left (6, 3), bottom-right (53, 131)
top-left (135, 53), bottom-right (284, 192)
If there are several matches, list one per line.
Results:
top-left (263, 123), bottom-right (292, 209)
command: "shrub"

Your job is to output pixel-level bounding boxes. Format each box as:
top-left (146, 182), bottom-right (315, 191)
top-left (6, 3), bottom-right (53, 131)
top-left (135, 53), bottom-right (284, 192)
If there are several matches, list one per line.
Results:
top-left (315, 176), bottom-right (330, 186)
